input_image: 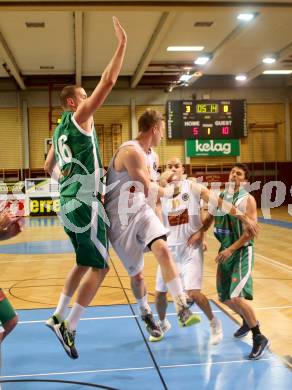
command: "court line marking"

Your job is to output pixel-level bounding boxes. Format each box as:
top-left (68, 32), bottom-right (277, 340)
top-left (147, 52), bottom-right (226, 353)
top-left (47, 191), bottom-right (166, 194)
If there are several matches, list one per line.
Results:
top-left (17, 305), bottom-right (292, 325)
top-left (206, 233), bottom-right (292, 273)
top-left (160, 358), bottom-right (275, 368)
top-left (256, 253), bottom-right (292, 272)
top-left (1, 244), bottom-right (291, 273)
top-left (1, 249), bottom-right (292, 274)
top-left (0, 258), bottom-right (73, 264)
top-left (0, 358), bottom-right (276, 380)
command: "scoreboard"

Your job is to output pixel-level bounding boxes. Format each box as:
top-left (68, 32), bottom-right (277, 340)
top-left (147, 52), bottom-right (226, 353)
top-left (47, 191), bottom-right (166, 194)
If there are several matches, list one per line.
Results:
top-left (166, 100), bottom-right (247, 139)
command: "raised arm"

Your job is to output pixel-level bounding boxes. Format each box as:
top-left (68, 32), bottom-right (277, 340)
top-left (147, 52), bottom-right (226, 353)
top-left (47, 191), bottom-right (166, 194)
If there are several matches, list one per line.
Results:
top-left (191, 182), bottom-right (259, 236)
top-left (74, 17), bottom-right (127, 124)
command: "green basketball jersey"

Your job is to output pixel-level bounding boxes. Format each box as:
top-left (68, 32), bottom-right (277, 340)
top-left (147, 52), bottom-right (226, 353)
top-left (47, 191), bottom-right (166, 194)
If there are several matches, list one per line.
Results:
top-left (214, 188), bottom-right (253, 249)
top-left (53, 111), bottom-right (103, 199)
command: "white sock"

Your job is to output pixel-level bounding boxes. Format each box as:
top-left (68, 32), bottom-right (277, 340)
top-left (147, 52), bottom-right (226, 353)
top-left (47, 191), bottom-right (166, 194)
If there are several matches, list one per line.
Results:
top-left (159, 318), bottom-right (167, 327)
top-left (173, 294), bottom-right (188, 312)
top-left (66, 302), bottom-right (85, 331)
top-left (54, 293), bottom-right (71, 320)
top-left (166, 277), bottom-right (187, 312)
top-left (166, 277), bottom-right (184, 297)
top-left (137, 294), bottom-right (151, 315)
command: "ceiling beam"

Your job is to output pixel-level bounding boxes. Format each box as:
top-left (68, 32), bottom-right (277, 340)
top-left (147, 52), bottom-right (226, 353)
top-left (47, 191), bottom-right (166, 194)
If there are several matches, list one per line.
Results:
top-left (247, 41), bottom-right (292, 82)
top-left (74, 11), bottom-right (83, 85)
top-left (0, 1), bottom-right (292, 12)
top-left (0, 30), bottom-right (26, 90)
top-left (189, 17), bottom-right (258, 87)
top-left (130, 12), bottom-right (176, 88)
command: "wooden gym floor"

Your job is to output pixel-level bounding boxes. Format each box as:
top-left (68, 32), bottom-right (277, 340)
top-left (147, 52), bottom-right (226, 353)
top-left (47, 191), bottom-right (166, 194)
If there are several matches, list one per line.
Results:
top-left (0, 206), bottom-right (291, 364)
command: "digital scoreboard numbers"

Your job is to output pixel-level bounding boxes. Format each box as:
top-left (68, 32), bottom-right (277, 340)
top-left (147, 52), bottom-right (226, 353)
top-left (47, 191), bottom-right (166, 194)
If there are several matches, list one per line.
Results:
top-left (167, 100), bottom-right (247, 139)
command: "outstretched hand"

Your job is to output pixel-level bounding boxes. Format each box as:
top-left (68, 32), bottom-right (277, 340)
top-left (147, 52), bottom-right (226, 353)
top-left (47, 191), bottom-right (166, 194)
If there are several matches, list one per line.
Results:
top-left (0, 208), bottom-right (23, 239)
top-left (113, 16), bottom-right (127, 45)
top-left (159, 171), bottom-right (177, 187)
top-left (0, 209), bottom-right (18, 231)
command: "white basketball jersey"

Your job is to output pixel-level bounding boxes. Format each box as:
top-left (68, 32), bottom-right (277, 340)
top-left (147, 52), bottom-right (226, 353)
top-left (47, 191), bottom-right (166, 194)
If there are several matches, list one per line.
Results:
top-left (145, 147), bottom-right (159, 182)
top-left (105, 140), bottom-right (159, 241)
top-left (160, 179), bottom-right (202, 246)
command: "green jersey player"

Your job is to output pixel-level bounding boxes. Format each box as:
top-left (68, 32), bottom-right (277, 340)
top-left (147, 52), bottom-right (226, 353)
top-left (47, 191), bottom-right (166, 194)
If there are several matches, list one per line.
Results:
top-left (44, 16), bottom-right (127, 359)
top-left (0, 209), bottom-right (22, 346)
top-left (203, 164), bottom-right (269, 360)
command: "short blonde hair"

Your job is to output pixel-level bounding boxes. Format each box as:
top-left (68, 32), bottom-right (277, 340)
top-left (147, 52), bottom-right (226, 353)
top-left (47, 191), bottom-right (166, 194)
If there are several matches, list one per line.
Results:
top-left (59, 85), bottom-right (80, 110)
top-left (138, 109), bottom-right (163, 132)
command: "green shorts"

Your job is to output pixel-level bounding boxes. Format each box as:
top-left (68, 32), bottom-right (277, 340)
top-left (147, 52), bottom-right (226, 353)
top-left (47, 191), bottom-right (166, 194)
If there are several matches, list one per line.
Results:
top-left (216, 245), bottom-right (254, 302)
top-left (0, 289), bottom-right (16, 326)
top-left (61, 198), bottom-right (109, 268)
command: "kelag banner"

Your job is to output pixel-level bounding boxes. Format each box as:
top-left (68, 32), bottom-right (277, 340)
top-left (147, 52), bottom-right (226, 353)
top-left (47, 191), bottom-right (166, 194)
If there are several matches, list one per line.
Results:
top-left (186, 139), bottom-right (240, 157)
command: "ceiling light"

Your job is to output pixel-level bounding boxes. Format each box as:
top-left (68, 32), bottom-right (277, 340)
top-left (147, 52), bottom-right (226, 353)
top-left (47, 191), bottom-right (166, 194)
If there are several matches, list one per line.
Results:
top-left (179, 74), bottom-right (192, 82)
top-left (262, 57), bottom-right (276, 64)
top-left (237, 13), bottom-right (255, 21)
top-left (235, 74), bottom-right (247, 81)
top-left (194, 56), bottom-right (210, 65)
top-left (263, 70), bottom-right (292, 74)
top-left (194, 71), bottom-right (203, 77)
top-left (167, 46), bottom-right (204, 52)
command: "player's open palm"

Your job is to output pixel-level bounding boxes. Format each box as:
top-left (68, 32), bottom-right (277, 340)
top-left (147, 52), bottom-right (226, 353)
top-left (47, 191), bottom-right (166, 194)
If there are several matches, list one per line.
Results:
top-left (113, 16), bottom-right (127, 45)
top-left (0, 209), bottom-right (18, 231)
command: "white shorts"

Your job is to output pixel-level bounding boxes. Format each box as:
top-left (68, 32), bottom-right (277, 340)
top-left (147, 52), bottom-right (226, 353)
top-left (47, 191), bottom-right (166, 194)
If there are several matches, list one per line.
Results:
top-left (109, 205), bottom-right (168, 277)
top-left (156, 243), bottom-right (204, 292)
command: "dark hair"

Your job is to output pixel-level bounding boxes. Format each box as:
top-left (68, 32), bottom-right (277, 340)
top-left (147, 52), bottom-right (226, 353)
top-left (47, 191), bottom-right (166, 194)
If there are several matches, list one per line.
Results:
top-left (59, 85), bottom-right (80, 110)
top-left (138, 109), bottom-right (163, 132)
top-left (232, 163), bottom-right (250, 180)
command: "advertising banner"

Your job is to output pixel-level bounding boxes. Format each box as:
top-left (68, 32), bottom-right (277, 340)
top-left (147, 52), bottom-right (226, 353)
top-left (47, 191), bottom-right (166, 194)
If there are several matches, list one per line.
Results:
top-left (186, 139), bottom-right (240, 157)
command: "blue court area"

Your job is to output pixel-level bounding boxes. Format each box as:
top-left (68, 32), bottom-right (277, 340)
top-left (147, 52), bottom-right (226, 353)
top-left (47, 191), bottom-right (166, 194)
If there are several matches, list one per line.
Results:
top-left (1, 215), bottom-right (291, 256)
top-left (0, 217), bottom-right (291, 388)
top-left (0, 240), bottom-right (73, 254)
top-left (1, 303), bottom-right (291, 390)
top-left (258, 217), bottom-right (292, 229)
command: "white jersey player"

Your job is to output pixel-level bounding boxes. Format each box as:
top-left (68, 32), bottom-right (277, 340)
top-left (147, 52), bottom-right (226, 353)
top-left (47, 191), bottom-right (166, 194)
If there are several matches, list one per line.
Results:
top-left (155, 158), bottom-right (223, 345)
top-left (105, 110), bottom-right (201, 342)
